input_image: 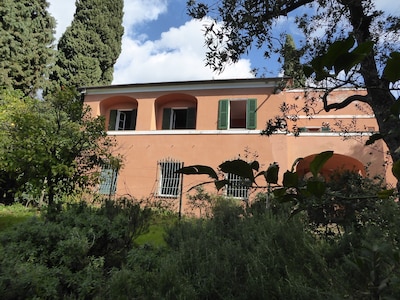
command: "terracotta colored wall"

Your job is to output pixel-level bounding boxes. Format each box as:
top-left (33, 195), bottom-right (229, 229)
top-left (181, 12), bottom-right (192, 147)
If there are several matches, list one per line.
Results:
top-left (83, 84), bottom-right (394, 215)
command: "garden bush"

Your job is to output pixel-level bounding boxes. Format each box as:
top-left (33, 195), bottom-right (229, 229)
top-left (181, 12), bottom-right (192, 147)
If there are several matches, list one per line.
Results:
top-left (0, 198), bottom-right (152, 299)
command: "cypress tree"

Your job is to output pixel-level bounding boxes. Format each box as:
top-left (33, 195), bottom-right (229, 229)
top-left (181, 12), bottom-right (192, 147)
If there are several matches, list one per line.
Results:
top-left (281, 34), bottom-right (305, 88)
top-left (52, 0), bottom-right (124, 88)
top-left (0, 0), bottom-right (55, 97)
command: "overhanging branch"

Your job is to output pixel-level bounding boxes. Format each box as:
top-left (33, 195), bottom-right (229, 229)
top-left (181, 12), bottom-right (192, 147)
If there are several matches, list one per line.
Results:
top-left (322, 93), bottom-right (370, 112)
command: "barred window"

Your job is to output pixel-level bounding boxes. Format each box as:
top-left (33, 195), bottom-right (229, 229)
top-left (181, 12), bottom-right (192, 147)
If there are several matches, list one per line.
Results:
top-left (99, 165), bottom-right (118, 195)
top-left (226, 173), bottom-right (250, 199)
top-left (158, 158), bottom-right (183, 197)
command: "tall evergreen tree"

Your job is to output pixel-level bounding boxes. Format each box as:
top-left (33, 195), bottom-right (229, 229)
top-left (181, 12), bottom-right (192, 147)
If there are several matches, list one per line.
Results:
top-left (281, 34), bottom-right (305, 88)
top-left (0, 0), bottom-right (55, 97)
top-left (52, 0), bottom-right (124, 88)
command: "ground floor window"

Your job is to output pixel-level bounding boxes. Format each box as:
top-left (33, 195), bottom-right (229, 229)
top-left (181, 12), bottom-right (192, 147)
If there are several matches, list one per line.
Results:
top-left (158, 158), bottom-right (183, 197)
top-left (99, 165), bottom-right (118, 195)
top-left (226, 173), bottom-right (250, 199)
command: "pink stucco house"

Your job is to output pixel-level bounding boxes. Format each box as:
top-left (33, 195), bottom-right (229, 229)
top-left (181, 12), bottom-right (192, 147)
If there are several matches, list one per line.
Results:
top-left (81, 78), bottom-right (393, 214)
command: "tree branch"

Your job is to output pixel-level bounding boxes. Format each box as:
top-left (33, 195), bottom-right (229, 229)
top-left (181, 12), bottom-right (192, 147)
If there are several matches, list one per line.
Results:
top-left (322, 93), bottom-right (370, 112)
top-left (277, 0), bottom-right (314, 16)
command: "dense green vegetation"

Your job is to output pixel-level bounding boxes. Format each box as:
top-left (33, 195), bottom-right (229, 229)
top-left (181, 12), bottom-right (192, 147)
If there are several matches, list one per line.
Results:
top-left (51, 0), bottom-right (124, 89)
top-left (0, 0), bottom-right (55, 97)
top-left (0, 88), bottom-right (119, 210)
top-left (1, 187), bottom-right (399, 299)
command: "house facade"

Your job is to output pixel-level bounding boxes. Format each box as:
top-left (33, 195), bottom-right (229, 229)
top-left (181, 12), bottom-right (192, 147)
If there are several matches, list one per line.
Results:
top-left (81, 78), bottom-right (394, 214)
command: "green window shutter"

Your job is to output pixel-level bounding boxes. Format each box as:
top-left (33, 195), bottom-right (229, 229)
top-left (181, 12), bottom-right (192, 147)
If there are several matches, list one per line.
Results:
top-left (246, 98), bottom-right (257, 129)
top-left (128, 109), bottom-right (137, 130)
top-left (186, 107), bottom-right (196, 129)
top-left (162, 108), bottom-right (172, 129)
top-left (218, 99), bottom-right (229, 130)
top-left (108, 110), bottom-right (117, 130)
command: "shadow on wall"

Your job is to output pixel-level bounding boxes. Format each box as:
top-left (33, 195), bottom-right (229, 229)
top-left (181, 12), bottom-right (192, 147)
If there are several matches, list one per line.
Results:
top-left (347, 140), bottom-right (389, 180)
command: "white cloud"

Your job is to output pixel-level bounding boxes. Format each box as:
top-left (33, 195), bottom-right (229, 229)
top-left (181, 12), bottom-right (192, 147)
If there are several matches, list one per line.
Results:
top-left (123, 0), bottom-right (168, 36)
top-left (47, 0), bottom-right (254, 85)
top-left (113, 19), bottom-right (253, 84)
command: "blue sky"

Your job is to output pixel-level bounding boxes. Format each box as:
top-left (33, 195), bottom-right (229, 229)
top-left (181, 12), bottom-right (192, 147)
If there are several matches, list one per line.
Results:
top-left (48, 0), bottom-right (398, 85)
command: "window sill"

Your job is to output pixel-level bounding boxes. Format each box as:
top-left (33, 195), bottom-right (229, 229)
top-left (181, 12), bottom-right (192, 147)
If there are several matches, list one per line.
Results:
top-left (107, 129), bottom-right (263, 135)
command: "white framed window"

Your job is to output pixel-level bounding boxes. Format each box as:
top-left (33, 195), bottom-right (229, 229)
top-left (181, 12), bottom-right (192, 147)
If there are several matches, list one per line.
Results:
top-left (162, 107), bottom-right (196, 129)
top-left (226, 173), bottom-right (250, 199)
top-left (158, 158), bottom-right (183, 197)
top-left (108, 109), bottom-right (137, 130)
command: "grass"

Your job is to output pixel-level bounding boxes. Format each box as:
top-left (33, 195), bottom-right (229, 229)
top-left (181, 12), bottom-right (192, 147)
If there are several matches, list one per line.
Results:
top-left (135, 212), bottom-right (180, 247)
top-left (0, 203), bottom-right (38, 232)
top-left (0, 202), bottom-right (180, 247)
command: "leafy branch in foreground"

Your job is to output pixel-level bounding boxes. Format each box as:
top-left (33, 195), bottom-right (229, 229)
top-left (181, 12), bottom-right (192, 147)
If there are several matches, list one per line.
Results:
top-left (177, 150), bottom-right (396, 226)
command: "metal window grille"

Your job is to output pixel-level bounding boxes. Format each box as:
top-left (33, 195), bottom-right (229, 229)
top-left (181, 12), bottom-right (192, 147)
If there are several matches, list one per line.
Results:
top-left (99, 165), bottom-right (118, 195)
top-left (226, 173), bottom-right (249, 199)
top-left (158, 158), bottom-right (183, 197)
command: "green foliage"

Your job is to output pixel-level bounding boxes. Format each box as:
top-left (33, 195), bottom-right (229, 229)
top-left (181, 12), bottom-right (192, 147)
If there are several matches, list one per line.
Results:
top-left (0, 0), bottom-right (55, 96)
top-left (0, 89), bottom-right (119, 207)
top-left (309, 151), bottom-right (333, 178)
top-left (282, 34), bottom-right (305, 87)
top-left (384, 51), bottom-right (400, 82)
top-left (188, 0), bottom-right (400, 189)
top-left (1, 189), bottom-right (400, 298)
top-left (0, 198), bottom-right (152, 299)
top-left (303, 36), bottom-right (374, 80)
top-left (140, 199), bottom-right (342, 299)
top-left (0, 203), bottom-right (37, 232)
top-left (51, 0), bottom-right (124, 88)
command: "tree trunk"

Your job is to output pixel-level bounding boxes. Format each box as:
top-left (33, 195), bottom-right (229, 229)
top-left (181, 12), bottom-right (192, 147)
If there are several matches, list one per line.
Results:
top-left (347, 1), bottom-right (400, 190)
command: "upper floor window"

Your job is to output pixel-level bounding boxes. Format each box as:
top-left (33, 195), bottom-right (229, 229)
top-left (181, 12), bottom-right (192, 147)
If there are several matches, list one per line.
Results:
top-left (162, 107), bottom-right (196, 130)
top-left (217, 99), bottom-right (257, 130)
top-left (108, 109), bottom-right (137, 131)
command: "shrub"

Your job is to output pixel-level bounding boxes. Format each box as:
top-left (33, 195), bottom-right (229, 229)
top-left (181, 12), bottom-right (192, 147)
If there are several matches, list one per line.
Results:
top-left (0, 198), bottom-right (152, 299)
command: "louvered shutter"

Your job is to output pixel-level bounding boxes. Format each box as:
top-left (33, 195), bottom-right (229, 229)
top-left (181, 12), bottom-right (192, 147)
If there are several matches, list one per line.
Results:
top-left (108, 110), bottom-right (117, 130)
top-left (218, 99), bottom-right (229, 130)
top-left (162, 108), bottom-right (172, 129)
top-left (246, 99), bottom-right (257, 129)
top-left (186, 107), bottom-right (196, 129)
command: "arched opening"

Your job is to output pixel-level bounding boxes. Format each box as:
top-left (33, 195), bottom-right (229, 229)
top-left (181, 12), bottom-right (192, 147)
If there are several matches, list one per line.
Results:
top-left (296, 153), bottom-right (366, 180)
top-left (155, 93), bottom-right (197, 130)
top-left (100, 96), bottom-right (138, 131)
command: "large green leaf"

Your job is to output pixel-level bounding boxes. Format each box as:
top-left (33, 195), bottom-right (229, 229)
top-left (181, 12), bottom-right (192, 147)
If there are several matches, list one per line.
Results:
top-left (384, 52), bottom-right (400, 82)
top-left (307, 180), bottom-right (326, 198)
top-left (283, 171), bottom-right (298, 188)
top-left (305, 37), bottom-right (373, 79)
top-left (324, 37), bottom-right (355, 68)
top-left (334, 41), bottom-right (374, 75)
top-left (265, 162), bottom-right (279, 184)
top-left (176, 165), bottom-right (218, 180)
top-left (392, 159), bottom-right (400, 181)
top-left (219, 159), bottom-right (255, 182)
top-left (309, 151), bottom-right (333, 178)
